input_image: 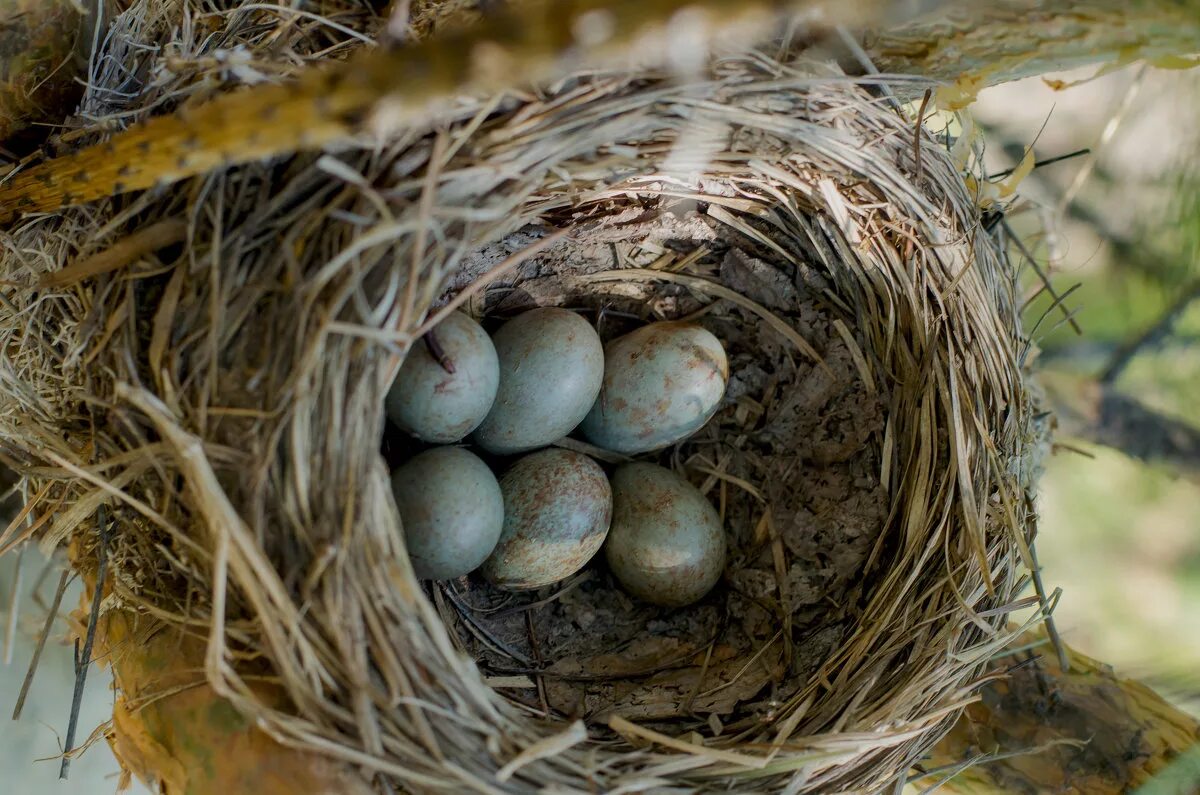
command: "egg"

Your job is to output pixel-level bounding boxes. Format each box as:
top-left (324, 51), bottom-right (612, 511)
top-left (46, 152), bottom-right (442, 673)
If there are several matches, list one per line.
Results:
top-left (474, 308), bottom-right (604, 455)
top-left (385, 312), bottom-right (499, 443)
top-left (605, 462), bottom-right (725, 607)
top-left (391, 447), bottom-right (504, 580)
top-left (581, 322), bottom-right (727, 454)
top-left (481, 449), bottom-right (612, 590)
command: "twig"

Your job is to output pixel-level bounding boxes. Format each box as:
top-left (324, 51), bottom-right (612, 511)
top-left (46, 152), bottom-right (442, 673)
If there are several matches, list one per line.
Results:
top-left (833, 26), bottom-right (903, 114)
top-left (3, 543), bottom-right (25, 664)
top-left (1056, 64), bottom-right (1147, 220)
top-left (12, 569), bottom-right (71, 721)
top-left (1001, 217), bottom-right (1082, 336)
top-left (909, 739), bottom-right (1086, 792)
top-left (30, 553), bottom-right (59, 612)
top-left (1027, 543), bottom-right (1069, 674)
top-left (913, 88), bottom-right (932, 182)
top-left (1004, 653), bottom-right (1043, 674)
top-left (1084, 388), bottom-right (1200, 478)
top-left (422, 330), bottom-right (456, 374)
top-left (493, 629), bottom-right (724, 682)
top-left (440, 584), bottom-right (534, 667)
top-left (60, 505), bottom-right (109, 780)
top-left (987, 148), bottom-right (1091, 180)
top-left (0, 0), bottom-right (829, 223)
top-left (486, 571), bottom-right (593, 619)
top-left (38, 219), bottom-right (188, 289)
top-left (525, 612), bottom-right (551, 717)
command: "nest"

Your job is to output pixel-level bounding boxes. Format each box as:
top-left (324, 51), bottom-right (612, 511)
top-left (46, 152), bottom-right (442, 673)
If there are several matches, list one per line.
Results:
top-left (0, 2), bottom-right (1051, 792)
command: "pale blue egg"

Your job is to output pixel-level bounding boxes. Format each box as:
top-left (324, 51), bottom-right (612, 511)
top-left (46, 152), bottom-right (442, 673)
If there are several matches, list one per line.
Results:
top-left (605, 463), bottom-right (725, 607)
top-left (385, 312), bottom-right (499, 443)
top-left (482, 448), bottom-right (612, 590)
top-left (474, 308), bottom-right (604, 454)
top-left (391, 447), bottom-right (504, 580)
top-left (581, 322), bottom-right (727, 454)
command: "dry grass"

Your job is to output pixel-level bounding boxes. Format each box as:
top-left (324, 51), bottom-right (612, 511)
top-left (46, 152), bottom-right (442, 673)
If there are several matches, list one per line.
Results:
top-left (0, 1), bottom-right (1051, 792)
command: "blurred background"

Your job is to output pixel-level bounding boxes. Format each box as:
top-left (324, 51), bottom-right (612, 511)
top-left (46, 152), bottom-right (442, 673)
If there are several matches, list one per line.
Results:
top-left (0, 62), bottom-right (1197, 792)
top-left (974, 64), bottom-right (1200, 718)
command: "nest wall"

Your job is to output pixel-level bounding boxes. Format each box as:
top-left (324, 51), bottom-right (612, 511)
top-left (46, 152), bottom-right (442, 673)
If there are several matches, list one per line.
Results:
top-left (0, 2), bottom-right (1048, 792)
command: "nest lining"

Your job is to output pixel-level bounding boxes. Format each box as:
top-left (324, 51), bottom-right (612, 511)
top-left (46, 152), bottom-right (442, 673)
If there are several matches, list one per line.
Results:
top-left (424, 209), bottom-right (889, 732)
top-left (0, 2), bottom-right (1051, 793)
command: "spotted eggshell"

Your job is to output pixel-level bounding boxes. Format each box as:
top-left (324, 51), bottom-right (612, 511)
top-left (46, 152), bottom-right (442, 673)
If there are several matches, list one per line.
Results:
top-left (581, 322), bottom-right (727, 454)
top-left (474, 308), bottom-right (604, 455)
top-left (385, 312), bottom-right (500, 443)
top-left (391, 447), bottom-right (504, 580)
top-left (605, 462), bottom-right (725, 607)
top-left (481, 449), bottom-right (612, 590)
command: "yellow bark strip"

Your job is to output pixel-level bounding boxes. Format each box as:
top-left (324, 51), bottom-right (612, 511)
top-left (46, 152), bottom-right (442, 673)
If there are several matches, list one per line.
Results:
top-left (3, 0), bottom-right (1200, 225)
top-left (0, 0), bottom-right (847, 223)
top-left (925, 631), bottom-right (1200, 794)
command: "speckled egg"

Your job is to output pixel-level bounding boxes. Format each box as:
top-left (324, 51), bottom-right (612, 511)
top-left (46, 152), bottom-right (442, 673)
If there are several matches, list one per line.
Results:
top-left (391, 447), bottom-right (504, 580)
top-left (481, 449), bottom-right (612, 590)
top-left (605, 462), bottom-right (725, 607)
top-left (473, 308), bottom-right (604, 455)
top-left (581, 322), bottom-right (727, 454)
top-left (385, 312), bottom-right (499, 443)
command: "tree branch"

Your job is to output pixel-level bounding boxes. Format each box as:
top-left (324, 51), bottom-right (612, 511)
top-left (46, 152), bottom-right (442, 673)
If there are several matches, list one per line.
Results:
top-left (1045, 373), bottom-right (1200, 481)
top-left (1101, 279), bottom-right (1200, 384)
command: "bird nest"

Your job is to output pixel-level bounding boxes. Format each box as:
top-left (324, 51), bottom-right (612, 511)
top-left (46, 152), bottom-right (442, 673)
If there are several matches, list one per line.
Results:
top-left (0, 2), bottom-right (1050, 792)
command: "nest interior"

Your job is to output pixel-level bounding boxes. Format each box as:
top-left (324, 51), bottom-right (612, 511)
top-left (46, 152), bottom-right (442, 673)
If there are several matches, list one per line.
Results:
top-left (430, 212), bottom-right (890, 731)
top-left (0, 2), bottom-right (1050, 793)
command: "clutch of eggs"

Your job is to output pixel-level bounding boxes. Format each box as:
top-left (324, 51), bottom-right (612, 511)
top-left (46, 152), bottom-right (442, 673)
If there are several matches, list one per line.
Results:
top-left (387, 309), bottom-right (730, 607)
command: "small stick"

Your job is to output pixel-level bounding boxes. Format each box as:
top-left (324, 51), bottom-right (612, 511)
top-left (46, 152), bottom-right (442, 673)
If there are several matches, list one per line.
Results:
top-left (987, 148), bottom-right (1091, 180)
top-left (1028, 542), bottom-right (1070, 674)
top-left (60, 505), bottom-right (109, 780)
top-left (913, 88), bottom-right (932, 183)
top-left (422, 330), bottom-right (456, 374)
top-left (3, 543), bottom-right (25, 664)
top-left (13, 569), bottom-right (70, 720)
top-left (525, 612), bottom-right (551, 717)
top-left (833, 26), bottom-right (903, 114)
top-left (38, 219), bottom-right (188, 289)
top-left (30, 553), bottom-right (58, 612)
top-left (1004, 653), bottom-right (1043, 674)
top-left (488, 571), bottom-right (592, 619)
top-left (1001, 217), bottom-right (1083, 336)
top-left (440, 584), bottom-right (534, 666)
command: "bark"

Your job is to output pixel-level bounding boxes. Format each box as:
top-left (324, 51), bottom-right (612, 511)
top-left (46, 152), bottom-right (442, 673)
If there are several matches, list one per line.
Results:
top-left (926, 631), bottom-right (1200, 794)
top-left (867, 0), bottom-right (1200, 97)
top-left (5, 0), bottom-right (1200, 222)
